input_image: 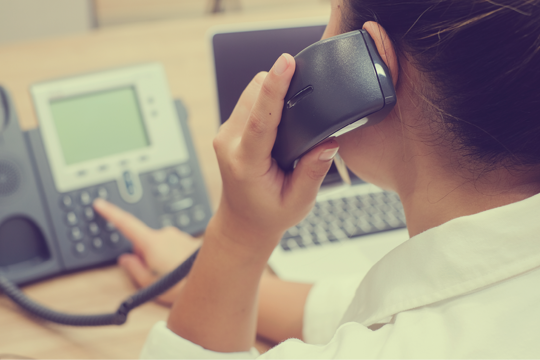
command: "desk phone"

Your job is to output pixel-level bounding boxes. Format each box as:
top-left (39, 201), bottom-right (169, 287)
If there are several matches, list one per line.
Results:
top-left (0, 63), bottom-right (212, 285)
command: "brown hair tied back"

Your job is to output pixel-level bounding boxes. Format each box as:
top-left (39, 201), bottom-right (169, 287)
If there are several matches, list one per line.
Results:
top-left (343, 0), bottom-right (540, 169)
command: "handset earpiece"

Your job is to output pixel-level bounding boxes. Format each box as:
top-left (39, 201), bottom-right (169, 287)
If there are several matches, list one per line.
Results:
top-left (272, 29), bottom-right (396, 170)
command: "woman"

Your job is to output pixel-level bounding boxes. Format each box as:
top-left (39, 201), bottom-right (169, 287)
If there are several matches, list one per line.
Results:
top-left (95, 0), bottom-right (540, 357)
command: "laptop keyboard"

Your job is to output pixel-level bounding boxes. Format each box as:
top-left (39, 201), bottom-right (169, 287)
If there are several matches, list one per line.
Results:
top-left (280, 190), bottom-right (406, 251)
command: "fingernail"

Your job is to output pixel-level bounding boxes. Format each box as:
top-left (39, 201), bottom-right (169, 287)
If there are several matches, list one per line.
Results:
top-left (273, 54), bottom-right (289, 75)
top-left (319, 147), bottom-right (339, 162)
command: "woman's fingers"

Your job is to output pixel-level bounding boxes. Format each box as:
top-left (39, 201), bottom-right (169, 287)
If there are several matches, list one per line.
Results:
top-left (238, 53), bottom-right (295, 166)
top-left (93, 198), bottom-right (154, 254)
top-left (221, 71), bottom-right (267, 135)
top-left (285, 139), bottom-right (339, 206)
top-left (118, 253), bottom-right (156, 288)
top-left (118, 252), bottom-right (183, 306)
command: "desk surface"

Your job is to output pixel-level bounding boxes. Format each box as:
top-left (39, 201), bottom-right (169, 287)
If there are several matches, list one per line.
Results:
top-left (0, 4), bottom-right (330, 359)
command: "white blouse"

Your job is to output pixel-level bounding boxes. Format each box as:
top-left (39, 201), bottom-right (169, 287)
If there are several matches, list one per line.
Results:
top-left (141, 193), bottom-right (540, 358)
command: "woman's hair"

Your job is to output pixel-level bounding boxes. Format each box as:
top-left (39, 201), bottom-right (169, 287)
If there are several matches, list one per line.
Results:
top-left (342, 0), bottom-right (540, 170)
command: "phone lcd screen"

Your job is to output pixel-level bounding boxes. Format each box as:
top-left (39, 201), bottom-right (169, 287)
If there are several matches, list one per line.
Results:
top-left (50, 87), bottom-right (150, 166)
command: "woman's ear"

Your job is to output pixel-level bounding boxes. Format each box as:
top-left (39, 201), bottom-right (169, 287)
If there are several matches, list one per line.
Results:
top-left (363, 21), bottom-right (399, 87)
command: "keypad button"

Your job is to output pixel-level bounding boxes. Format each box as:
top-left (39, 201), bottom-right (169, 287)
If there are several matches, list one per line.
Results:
top-left (70, 227), bottom-right (84, 241)
top-left (83, 207), bottom-right (95, 221)
top-left (193, 207), bottom-right (206, 222)
top-left (176, 164), bottom-right (191, 178)
top-left (154, 183), bottom-right (170, 197)
top-left (161, 216), bottom-right (174, 228)
top-left (176, 213), bottom-right (190, 227)
top-left (80, 191), bottom-right (92, 206)
top-left (105, 221), bottom-right (116, 232)
top-left (109, 232), bottom-right (121, 246)
top-left (96, 187), bottom-right (108, 199)
top-left (166, 198), bottom-right (193, 212)
top-left (66, 212), bottom-right (78, 226)
top-left (88, 222), bottom-right (100, 236)
top-left (61, 195), bottom-right (73, 209)
top-left (152, 171), bottom-right (167, 183)
top-left (180, 178), bottom-right (194, 192)
top-left (74, 242), bottom-right (86, 256)
top-left (167, 173), bottom-right (180, 187)
top-left (92, 237), bottom-right (104, 250)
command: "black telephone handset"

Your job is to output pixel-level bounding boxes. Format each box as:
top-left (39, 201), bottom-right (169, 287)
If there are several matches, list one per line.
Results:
top-left (0, 88), bottom-right (63, 282)
top-left (272, 30), bottom-right (396, 170)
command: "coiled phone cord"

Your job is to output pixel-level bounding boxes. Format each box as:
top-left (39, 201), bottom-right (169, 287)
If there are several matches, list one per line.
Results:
top-left (0, 248), bottom-right (199, 326)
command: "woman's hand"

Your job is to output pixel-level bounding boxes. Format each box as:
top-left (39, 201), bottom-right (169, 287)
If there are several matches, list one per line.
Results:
top-left (212, 53), bottom-right (339, 253)
top-left (164, 54), bottom-right (339, 352)
top-left (93, 198), bottom-right (201, 305)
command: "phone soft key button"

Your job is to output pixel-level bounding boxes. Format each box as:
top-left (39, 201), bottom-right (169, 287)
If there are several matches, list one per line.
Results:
top-left (152, 170), bottom-right (167, 184)
top-left (154, 183), bottom-right (170, 197)
top-left (166, 198), bottom-right (193, 213)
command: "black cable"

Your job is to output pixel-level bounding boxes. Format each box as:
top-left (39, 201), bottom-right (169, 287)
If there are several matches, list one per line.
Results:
top-left (0, 248), bottom-right (199, 326)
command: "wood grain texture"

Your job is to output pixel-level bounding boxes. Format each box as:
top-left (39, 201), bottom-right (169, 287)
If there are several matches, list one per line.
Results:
top-left (94, 0), bottom-right (328, 26)
top-left (0, 4), bottom-right (330, 358)
top-left (94, 0), bottom-right (209, 26)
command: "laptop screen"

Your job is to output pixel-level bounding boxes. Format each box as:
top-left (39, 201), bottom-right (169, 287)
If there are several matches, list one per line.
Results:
top-left (212, 24), bottom-right (325, 123)
top-left (211, 22), bottom-right (351, 185)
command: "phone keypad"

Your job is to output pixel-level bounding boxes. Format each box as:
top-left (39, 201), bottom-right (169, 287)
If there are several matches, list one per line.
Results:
top-left (151, 164), bottom-right (207, 230)
top-left (59, 187), bottom-right (124, 257)
top-left (56, 163), bottom-right (208, 261)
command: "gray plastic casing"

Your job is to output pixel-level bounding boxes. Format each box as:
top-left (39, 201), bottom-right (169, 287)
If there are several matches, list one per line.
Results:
top-left (272, 30), bottom-right (396, 170)
top-left (0, 90), bottom-right (212, 285)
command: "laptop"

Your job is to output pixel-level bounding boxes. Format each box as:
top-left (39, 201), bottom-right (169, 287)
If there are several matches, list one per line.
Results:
top-left (209, 19), bottom-right (409, 283)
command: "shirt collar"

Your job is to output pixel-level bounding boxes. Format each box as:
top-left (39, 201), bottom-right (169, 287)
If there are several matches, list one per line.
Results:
top-left (340, 193), bottom-right (540, 327)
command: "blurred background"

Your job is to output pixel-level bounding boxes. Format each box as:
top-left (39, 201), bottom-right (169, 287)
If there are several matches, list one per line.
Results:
top-left (0, 0), bottom-right (329, 45)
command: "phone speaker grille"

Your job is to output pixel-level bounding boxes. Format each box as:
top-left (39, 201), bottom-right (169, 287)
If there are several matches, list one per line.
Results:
top-left (0, 161), bottom-right (20, 197)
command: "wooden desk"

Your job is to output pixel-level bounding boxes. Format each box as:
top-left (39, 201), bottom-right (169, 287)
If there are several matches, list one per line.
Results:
top-left (0, 4), bottom-right (330, 359)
